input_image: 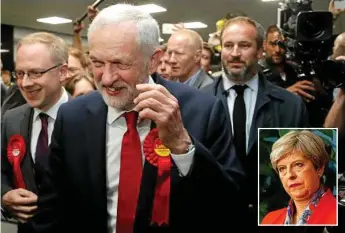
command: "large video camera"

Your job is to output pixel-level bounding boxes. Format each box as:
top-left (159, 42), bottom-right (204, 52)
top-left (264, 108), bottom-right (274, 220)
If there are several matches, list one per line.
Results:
top-left (277, 0), bottom-right (344, 88)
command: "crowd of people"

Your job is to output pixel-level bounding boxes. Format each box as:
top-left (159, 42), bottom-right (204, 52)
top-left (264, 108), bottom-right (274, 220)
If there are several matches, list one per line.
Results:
top-left (1, 1), bottom-right (345, 233)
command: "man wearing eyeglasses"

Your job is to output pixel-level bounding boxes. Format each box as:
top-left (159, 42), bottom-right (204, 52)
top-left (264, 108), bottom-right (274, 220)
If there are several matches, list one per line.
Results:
top-left (1, 32), bottom-right (69, 233)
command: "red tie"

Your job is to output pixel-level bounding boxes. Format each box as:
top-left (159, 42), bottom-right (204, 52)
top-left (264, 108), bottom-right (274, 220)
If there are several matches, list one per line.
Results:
top-left (116, 111), bottom-right (143, 233)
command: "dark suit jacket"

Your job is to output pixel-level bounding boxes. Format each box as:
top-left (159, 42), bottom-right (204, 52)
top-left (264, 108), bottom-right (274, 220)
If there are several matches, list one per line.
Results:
top-left (202, 73), bottom-right (309, 231)
top-left (1, 104), bottom-right (40, 233)
top-left (2, 104), bottom-right (39, 196)
top-left (33, 75), bottom-right (245, 233)
top-left (190, 69), bottom-right (214, 89)
top-left (1, 93), bottom-right (71, 233)
top-left (1, 83), bottom-right (8, 106)
top-left (1, 84), bottom-right (27, 118)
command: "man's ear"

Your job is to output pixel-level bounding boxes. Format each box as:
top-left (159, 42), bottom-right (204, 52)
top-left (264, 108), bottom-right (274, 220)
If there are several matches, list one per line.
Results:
top-left (148, 49), bottom-right (163, 74)
top-left (59, 64), bottom-right (68, 83)
top-left (195, 49), bottom-right (202, 64)
top-left (263, 40), bottom-right (267, 52)
top-left (257, 46), bottom-right (264, 60)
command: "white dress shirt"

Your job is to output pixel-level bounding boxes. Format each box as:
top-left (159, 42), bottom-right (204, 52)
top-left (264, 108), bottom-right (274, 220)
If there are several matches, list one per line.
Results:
top-left (222, 73), bottom-right (259, 153)
top-left (30, 88), bottom-right (69, 160)
top-left (106, 77), bottom-right (195, 233)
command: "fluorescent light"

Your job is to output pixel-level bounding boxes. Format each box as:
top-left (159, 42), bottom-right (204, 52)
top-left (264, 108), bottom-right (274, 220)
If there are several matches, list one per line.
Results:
top-left (136, 4), bottom-right (167, 14)
top-left (162, 22), bottom-right (207, 34)
top-left (183, 22), bottom-right (207, 29)
top-left (0, 49), bottom-right (9, 53)
top-left (162, 23), bottom-right (179, 34)
top-left (37, 16), bottom-right (72, 25)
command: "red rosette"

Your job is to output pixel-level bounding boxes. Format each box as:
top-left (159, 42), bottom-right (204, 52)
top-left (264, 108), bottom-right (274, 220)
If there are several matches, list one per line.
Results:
top-left (143, 128), bottom-right (172, 226)
top-left (7, 135), bottom-right (26, 189)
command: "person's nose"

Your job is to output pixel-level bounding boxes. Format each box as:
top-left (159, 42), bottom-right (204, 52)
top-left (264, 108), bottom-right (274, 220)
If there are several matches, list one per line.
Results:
top-left (161, 61), bottom-right (167, 72)
top-left (169, 53), bottom-right (177, 64)
top-left (230, 45), bottom-right (241, 58)
top-left (21, 74), bottom-right (34, 88)
top-left (273, 45), bottom-right (281, 53)
top-left (286, 167), bottom-right (296, 179)
top-left (101, 64), bottom-right (119, 86)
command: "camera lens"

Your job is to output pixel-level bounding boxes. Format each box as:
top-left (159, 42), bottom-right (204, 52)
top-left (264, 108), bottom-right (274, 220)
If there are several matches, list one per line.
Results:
top-left (299, 16), bottom-right (324, 39)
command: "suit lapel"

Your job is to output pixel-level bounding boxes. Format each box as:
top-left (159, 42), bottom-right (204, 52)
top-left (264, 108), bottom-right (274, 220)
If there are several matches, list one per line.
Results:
top-left (192, 70), bottom-right (205, 89)
top-left (215, 78), bottom-right (231, 123)
top-left (247, 75), bottom-right (272, 154)
top-left (85, 93), bottom-right (108, 201)
top-left (19, 106), bottom-right (38, 193)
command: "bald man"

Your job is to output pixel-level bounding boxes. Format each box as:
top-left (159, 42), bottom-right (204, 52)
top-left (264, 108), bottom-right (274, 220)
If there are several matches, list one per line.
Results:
top-left (167, 29), bottom-right (213, 89)
top-left (332, 32), bottom-right (345, 60)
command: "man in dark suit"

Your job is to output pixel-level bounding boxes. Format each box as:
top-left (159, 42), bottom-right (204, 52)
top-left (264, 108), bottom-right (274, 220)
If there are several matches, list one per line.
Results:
top-left (167, 29), bottom-right (214, 89)
top-left (32, 4), bottom-right (244, 233)
top-left (203, 16), bottom-right (309, 232)
top-left (1, 82), bottom-right (7, 106)
top-left (1, 32), bottom-right (69, 233)
top-left (1, 83), bottom-right (27, 117)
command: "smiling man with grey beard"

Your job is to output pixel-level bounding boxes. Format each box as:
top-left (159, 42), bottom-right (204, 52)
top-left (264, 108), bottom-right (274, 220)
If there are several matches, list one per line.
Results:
top-left (31, 3), bottom-right (245, 233)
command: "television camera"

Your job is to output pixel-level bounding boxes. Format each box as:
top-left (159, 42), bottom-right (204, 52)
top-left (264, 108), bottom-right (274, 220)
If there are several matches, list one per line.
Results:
top-left (277, 0), bottom-right (344, 88)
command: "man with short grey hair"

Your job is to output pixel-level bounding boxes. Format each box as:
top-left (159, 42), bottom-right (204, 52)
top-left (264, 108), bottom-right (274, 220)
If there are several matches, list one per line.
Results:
top-left (33, 3), bottom-right (244, 233)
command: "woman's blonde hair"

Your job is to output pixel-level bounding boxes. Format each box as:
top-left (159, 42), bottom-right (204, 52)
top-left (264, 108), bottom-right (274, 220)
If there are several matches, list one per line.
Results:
top-left (65, 72), bottom-right (95, 96)
top-left (68, 47), bottom-right (89, 69)
top-left (270, 130), bottom-right (329, 172)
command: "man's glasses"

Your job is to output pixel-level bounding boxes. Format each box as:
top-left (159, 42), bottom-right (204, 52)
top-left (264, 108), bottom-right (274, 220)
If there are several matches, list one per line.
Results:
top-left (13, 64), bottom-right (62, 79)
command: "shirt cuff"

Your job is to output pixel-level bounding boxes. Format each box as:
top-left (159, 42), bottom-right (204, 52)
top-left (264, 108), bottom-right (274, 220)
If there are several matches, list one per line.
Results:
top-left (171, 147), bottom-right (195, 176)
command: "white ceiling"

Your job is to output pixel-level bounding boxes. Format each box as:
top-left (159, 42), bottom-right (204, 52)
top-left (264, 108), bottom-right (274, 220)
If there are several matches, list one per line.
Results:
top-left (1, 0), bottom-right (343, 43)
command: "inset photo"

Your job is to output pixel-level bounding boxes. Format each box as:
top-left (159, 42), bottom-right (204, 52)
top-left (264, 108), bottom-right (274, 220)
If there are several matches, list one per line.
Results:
top-left (258, 128), bottom-right (338, 226)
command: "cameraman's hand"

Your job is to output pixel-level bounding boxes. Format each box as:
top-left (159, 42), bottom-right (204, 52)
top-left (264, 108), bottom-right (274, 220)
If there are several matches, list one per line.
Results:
top-left (2, 189), bottom-right (38, 223)
top-left (286, 80), bottom-right (316, 102)
top-left (336, 56), bottom-right (345, 61)
top-left (73, 22), bottom-right (84, 34)
top-left (329, 0), bottom-right (345, 18)
top-left (88, 5), bottom-right (99, 22)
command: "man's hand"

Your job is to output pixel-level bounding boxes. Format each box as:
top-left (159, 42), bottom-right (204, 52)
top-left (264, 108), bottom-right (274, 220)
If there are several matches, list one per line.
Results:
top-left (329, 0), bottom-right (345, 18)
top-left (73, 22), bottom-right (85, 34)
top-left (286, 80), bottom-right (316, 102)
top-left (336, 55), bottom-right (345, 61)
top-left (2, 189), bottom-right (38, 223)
top-left (134, 84), bottom-right (191, 154)
top-left (88, 5), bottom-right (99, 22)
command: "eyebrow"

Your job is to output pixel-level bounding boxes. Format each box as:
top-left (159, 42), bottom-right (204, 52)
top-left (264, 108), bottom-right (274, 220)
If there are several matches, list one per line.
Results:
top-left (89, 55), bottom-right (99, 60)
top-left (89, 55), bottom-right (132, 63)
top-left (278, 159), bottom-right (305, 167)
top-left (223, 40), bottom-right (252, 44)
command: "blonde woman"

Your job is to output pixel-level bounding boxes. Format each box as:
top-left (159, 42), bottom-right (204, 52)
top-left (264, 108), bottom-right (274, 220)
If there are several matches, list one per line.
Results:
top-left (262, 130), bottom-right (336, 225)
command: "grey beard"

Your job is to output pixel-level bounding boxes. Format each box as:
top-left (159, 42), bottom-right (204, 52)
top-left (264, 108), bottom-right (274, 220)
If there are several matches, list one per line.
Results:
top-left (222, 62), bottom-right (258, 83)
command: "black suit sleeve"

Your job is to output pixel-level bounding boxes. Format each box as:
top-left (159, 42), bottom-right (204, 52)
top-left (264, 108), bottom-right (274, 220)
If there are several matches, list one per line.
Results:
top-left (1, 84), bottom-right (26, 118)
top-left (1, 83), bottom-right (7, 106)
top-left (189, 98), bottom-right (245, 187)
top-left (1, 113), bottom-right (14, 198)
top-left (32, 106), bottom-right (65, 233)
top-left (298, 98), bottom-right (309, 127)
top-left (1, 113), bottom-right (15, 219)
top-left (183, 98), bottom-right (245, 230)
